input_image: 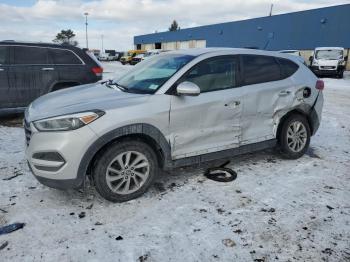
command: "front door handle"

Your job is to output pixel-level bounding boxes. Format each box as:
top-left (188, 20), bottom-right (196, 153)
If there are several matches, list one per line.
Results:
top-left (42, 67), bottom-right (54, 71)
top-left (225, 101), bottom-right (241, 107)
top-left (279, 90), bottom-right (291, 96)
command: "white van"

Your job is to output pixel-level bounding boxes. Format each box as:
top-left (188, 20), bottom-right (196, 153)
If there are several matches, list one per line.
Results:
top-left (309, 47), bottom-right (347, 78)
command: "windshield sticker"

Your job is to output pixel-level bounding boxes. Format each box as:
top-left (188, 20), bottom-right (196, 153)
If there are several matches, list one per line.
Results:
top-left (149, 84), bottom-right (158, 90)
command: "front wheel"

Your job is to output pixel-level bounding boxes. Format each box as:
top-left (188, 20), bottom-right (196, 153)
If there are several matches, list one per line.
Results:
top-left (337, 71), bottom-right (344, 79)
top-left (279, 114), bottom-right (311, 159)
top-left (93, 140), bottom-right (159, 202)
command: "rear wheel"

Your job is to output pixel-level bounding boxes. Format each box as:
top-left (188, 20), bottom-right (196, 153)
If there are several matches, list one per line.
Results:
top-left (93, 141), bottom-right (159, 202)
top-left (279, 114), bottom-right (311, 159)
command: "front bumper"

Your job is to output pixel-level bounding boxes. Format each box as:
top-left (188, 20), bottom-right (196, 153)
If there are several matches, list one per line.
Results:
top-left (311, 66), bottom-right (344, 76)
top-left (25, 123), bottom-right (99, 189)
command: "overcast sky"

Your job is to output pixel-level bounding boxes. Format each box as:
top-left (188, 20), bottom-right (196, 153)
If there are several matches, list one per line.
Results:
top-left (0, 0), bottom-right (348, 51)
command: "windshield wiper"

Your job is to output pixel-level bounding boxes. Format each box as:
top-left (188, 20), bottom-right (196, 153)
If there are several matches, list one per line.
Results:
top-left (104, 80), bottom-right (129, 92)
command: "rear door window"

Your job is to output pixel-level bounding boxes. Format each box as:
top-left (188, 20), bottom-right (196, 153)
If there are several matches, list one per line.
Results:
top-left (49, 48), bottom-right (82, 65)
top-left (0, 46), bottom-right (9, 64)
top-left (242, 55), bottom-right (281, 85)
top-left (13, 46), bottom-right (49, 65)
top-left (181, 56), bottom-right (239, 93)
top-left (277, 58), bottom-right (299, 78)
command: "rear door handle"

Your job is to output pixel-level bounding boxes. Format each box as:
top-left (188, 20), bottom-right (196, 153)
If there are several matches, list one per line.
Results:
top-left (279, 90), bottom-right (291, 96)
top-left (41, 67), bottom-right (54, 71)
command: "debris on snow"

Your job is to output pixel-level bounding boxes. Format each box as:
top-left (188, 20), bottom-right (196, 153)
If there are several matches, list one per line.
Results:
top-left (0, 223), bottom-right (25, 236)
top-left (222, 238), bottom-right (236, 247)
top-left (0, 241), bottom-right (9, 251)
top-left (2, 171), bottom-right (23, 181)
top-left (260, 208), bottom-right (276, 213)
top-left (326, 205), bottom-right (335, 210)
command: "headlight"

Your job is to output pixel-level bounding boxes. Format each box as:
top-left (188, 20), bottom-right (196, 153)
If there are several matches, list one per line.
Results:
top-left (34, 111), bottom-right (104, 132)
top-left (312, 60), bottom-right (319, 66)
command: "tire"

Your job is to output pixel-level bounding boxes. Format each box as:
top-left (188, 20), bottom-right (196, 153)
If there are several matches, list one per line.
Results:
top-left (278, 114), bottom-right (311, 159)
top-left (93, 140), bottom-right (159, 202)
top-left (338, 71), bottom-right (344, 79)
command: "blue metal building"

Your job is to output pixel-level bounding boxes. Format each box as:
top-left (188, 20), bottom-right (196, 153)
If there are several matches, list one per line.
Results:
top-left (134, 4), bottom-right (350, 51)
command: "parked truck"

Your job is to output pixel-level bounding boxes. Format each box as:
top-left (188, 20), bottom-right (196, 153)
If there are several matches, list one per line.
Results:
top-left (309, 47), bottom-right (348, 78)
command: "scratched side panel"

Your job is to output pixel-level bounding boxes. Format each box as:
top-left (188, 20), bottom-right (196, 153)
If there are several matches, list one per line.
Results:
top-left (241, 67), bottom-right (318, 144)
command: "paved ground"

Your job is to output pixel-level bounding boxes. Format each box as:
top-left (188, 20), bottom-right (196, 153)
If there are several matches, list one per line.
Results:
top-left (0, 63), bottom-right (349, 262)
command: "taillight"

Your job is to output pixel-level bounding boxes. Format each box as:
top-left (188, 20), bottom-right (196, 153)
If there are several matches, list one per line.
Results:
top-left (315, 79), bottom-right (324, 91)
top-left (92, 66), bottom-right (103, 77)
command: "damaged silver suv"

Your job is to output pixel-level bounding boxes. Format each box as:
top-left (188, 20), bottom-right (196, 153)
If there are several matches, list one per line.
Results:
top-left (25, 48), bottom-right (324, 202)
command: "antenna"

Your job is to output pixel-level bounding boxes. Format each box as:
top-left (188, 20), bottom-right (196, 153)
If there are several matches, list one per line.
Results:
top-left (269, 4), bottom-right (273, 16)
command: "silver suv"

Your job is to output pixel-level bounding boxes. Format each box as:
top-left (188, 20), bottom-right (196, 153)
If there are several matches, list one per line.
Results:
top-left (25, 48), bottom-right (324, 202)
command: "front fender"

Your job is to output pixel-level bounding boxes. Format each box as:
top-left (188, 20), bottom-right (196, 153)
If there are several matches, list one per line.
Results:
top-left (76, 123), bottom-right (172, 184)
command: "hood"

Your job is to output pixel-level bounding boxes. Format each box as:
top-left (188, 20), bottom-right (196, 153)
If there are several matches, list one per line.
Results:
top-left (315, 59), bottom-right (340, 67)
top-left (26, 82), bottom-right (149, 122)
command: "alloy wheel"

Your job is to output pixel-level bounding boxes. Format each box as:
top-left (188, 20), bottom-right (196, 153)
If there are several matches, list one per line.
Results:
top-left (286, 121), bottom-right (307, 152)
top-left (105, 151), bottom-right (150, 194)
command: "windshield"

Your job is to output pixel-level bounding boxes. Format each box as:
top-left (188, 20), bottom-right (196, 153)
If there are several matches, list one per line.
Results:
top-left (315, 50), bottom-right (343, 60)
top-left (115, 54), bottom-right (194, 94)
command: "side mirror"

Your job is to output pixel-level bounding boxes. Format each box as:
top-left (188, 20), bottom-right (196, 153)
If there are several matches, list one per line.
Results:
top-left (176, 81), bottom-right (200, 96)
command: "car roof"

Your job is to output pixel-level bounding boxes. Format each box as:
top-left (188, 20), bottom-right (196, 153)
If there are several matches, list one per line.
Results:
top-left (0, 40), bottom-right (82, 51)
top-left (278, 50), bottom-right (299, 52)
top-left (314, 47), bottom-right (344, 51)
top-left (165, 47), bottom-right (300, 59)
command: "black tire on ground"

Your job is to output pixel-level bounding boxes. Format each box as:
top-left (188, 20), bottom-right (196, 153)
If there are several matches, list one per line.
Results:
top-left (337, 71), bottom-right (344, 79)
top-left (93, 140), bottom-right (160, 202)
top-left (278, 114), bottom-right (311, 159)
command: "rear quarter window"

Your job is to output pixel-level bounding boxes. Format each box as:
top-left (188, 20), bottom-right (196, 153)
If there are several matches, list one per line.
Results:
top-left (277, 58), bottom-right (299, 78)
top-left (13, 46), bottom-right (49, 65)
top-left (242, 55), bottom-right (281, 85)
top-left (49, 48), bottom-right (82, 65)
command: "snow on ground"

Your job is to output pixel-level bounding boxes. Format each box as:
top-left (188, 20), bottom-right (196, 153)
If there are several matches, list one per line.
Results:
top-left (0, 62), bottom-right (349, 262)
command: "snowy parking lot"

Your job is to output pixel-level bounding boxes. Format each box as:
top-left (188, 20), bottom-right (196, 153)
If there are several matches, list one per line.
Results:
top-left (0, 62), bottom-right (349, 262)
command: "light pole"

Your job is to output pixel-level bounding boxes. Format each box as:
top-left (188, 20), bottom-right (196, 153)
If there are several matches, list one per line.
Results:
top-left (84, 12), bottom-right (89, 49)
top-left (101, 34), bottom-right (104, 53)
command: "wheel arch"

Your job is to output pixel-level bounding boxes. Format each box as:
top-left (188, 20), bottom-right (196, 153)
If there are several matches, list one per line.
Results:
top-left (77, 123), bottom-right (172, 185)
top-left (276, 107), bottom-right (314, 144)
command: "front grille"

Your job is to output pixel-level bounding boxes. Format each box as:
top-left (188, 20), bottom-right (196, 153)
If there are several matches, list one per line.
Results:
top-left (320, 66), bottom-right (336, 70)
top-left (24, 119), bottom-right (32, 146)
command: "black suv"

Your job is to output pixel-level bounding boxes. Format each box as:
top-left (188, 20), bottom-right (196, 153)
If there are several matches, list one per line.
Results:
top-left (0, 41), bottom-right (103, 115)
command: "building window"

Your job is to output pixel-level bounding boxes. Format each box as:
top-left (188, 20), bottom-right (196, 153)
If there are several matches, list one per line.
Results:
top-left (155, 42), bottom-right (162, 49)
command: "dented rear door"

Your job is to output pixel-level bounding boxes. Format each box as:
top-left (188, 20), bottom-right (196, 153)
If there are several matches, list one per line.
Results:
top-left (240, 55), bottom-right (298, 144)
